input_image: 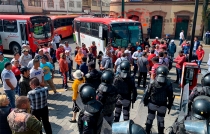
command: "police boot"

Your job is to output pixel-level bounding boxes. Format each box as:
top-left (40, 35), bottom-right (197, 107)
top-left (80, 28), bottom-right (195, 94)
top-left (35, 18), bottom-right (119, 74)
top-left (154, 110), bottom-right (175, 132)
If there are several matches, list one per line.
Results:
top-left (158, 126), bottom-right (164, 134)
top-left (145, 124), bottom-right (152, 134)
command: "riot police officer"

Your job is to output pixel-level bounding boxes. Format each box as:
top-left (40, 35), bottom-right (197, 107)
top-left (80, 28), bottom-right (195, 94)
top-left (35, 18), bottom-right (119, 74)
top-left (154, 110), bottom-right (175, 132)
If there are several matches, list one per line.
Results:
top-left (143, 66), bottom-right (174, 134)
top-left (96, 70), bottom-right (117, 125)
top-left (113, 61), bottom-right (137, 122)
top-left (77, 84), bottom-right (103, 134)
top-left (112, 120), bottom-right (147, 134)
top-left (188, 72), bottom-right (210, 110)
top-left (85, 61), bottom-right (102, 90)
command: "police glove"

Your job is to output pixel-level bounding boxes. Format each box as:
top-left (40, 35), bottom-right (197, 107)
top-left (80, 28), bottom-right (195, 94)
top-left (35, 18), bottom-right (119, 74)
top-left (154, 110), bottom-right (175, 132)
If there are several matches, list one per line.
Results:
top-left (167, 104), bottom-right (172, 110)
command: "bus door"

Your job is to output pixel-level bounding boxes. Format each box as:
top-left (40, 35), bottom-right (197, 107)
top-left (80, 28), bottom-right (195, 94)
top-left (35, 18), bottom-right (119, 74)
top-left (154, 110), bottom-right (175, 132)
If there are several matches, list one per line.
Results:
top-left (76, 22), bottom-right (81, 45)
top-left (18, 21), bottom-right (28, 45)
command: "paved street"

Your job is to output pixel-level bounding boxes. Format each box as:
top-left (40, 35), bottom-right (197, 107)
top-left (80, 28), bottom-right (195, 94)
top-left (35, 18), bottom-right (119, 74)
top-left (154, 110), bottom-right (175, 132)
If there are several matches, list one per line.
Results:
top-left (1, 37), bottom-right (210, 133)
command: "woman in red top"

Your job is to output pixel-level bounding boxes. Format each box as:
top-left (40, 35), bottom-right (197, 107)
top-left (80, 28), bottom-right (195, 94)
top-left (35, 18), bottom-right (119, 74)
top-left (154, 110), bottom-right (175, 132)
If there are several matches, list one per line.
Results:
top-left (11, 60), bottom-right (21, 95)
top-left (148, 50), bottom-right (157, 71)
top-left (90, 41), bottom-right (97, 64)
top-left (59, 53), bottom-right (69, 90)
top-left (196, 45), bottom-right (205, 73)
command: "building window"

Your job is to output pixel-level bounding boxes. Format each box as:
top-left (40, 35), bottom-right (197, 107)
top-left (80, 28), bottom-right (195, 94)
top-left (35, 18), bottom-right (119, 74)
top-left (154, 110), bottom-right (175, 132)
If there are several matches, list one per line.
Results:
top-left (76, 1), bottom-right (81, 8)
top-left (1, 0), bottom-right (17, 5)
top-left (28, 0), bottom-right (41, 7)
top-left (92, 0), bottom-right (97, 6)
top-left (82, 0), bottom-right (88, 5)
top-left (97, 0), bottom-right (101, 6)
top-left (3, 20), bottom-right (18, 33)
top-left (69, 1), bottom-right (74, 7)
top-left (48, 0), bottom-right (54, 8)
top-left (60, 0), bottom-right (65, 8)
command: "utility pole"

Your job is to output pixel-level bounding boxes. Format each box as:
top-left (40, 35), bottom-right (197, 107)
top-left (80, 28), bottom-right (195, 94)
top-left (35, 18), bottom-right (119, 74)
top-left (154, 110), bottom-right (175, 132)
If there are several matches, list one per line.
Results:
top-left (189, 0), bottom-right (199, 61)
top-left (67, 2), bottom-right (69, 14)
top-left (100, 0), bottom-right (102, 17)
top-left (121, 0), bottom-right (124, 18)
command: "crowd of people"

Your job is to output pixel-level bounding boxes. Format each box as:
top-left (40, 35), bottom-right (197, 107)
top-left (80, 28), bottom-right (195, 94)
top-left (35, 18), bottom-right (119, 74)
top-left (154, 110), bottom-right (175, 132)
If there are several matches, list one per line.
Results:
top-left (0, 33), bottom-right (206, 134)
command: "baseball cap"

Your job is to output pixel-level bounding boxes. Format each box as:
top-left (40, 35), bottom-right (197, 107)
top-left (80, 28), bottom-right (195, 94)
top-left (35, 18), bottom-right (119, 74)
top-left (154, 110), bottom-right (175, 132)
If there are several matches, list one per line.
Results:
top-left (137, 47), bottom-right (141, 50)
top-left (171, 40), bottom-right (174, 43)
top-left (156, 37), bottom-right (159, 39)
top-left (20, 66), bottom-right (30, 74)
top-left (124, 50), bottom-right (131, 54)
top-left (59, 44), bottom-right (64, 47)
top-left (22, 44), bottom-right (27, 48)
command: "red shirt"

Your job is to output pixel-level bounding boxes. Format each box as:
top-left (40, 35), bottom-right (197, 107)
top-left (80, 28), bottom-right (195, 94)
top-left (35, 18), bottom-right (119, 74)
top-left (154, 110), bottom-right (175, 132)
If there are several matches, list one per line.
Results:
top-left (11, 65), bottom-right (21, 76)
top-left (59, 58), bottom-right (69, 73)
top-left (152, 40), bottom-right (160, 46)
top-left (91, 46), bottom-right (97, 57)
top-left (117, 51), bottom-right (123, 58)
top-left (196, 49), bottom-right (205, 60)
top-left (174, 55), bottom-right (186, 69)
top-left (112, 54), bottom-right (117, 64)
top-left (148, 54), bottom-right (156, 68)
top-left (151, 63), bottom-right (161, 78)
top-left (159, 44), bottom-right (167, 50)
top-left (56, 48), bottom-right (64, 60)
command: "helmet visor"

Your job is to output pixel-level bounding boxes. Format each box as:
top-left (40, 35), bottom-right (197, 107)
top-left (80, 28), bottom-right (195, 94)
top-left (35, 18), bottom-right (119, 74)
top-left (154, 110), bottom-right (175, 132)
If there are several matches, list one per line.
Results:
top-left (156, 75), bottom-right (166, 83)
top-left (120, 72), bottom-right (128, 78)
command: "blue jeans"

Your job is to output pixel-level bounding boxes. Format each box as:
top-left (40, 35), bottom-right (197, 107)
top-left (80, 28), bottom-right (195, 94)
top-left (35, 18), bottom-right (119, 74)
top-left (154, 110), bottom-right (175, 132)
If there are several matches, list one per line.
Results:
top-left (76, 64), bottom-right (80, 70)
top-left (68, 63), bottom-right (72, 80)
top-left (197, 60), bottom-right (202, 69)
top-left (5, 90), bottom-right (15, 108)
top-left (179, 39), bottom-right (183, 46)
top-left (176, 68), bottom-right (182, 84)
top-left (15, 83), bottom-right (20, 96)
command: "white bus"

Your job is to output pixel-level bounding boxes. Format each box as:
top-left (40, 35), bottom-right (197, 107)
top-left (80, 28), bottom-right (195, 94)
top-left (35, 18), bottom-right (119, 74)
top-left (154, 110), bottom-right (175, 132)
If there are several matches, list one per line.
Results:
top-left (73, 17), bottom-right (143, 54)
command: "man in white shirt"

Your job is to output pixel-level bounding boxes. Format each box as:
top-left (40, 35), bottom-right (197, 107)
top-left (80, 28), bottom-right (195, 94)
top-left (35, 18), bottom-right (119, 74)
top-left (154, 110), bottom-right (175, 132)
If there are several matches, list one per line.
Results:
top-left (53, 33), bottom-right (61, 49)
top-left (179, 30), bottom-right (184, 46)
top-left (132, 47), bottom-right (142, 77)
top-left (64, 41), bottom-right (72, 52)
top-left (30, 58), bottom-right (45, 86)
top-left (1, 62), bottom-right (17, 108)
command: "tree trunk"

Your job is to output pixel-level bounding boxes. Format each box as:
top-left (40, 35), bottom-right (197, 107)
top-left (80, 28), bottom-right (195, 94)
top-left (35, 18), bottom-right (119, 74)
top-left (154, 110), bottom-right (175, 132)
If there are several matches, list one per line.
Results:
top-left (203, 0), bottom-right (209, 43)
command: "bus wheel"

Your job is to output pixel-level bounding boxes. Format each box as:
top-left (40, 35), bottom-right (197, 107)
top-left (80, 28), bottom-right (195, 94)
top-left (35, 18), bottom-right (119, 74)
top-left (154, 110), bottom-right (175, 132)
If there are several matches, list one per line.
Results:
top-left (11, 43), bottom-right (21, 54)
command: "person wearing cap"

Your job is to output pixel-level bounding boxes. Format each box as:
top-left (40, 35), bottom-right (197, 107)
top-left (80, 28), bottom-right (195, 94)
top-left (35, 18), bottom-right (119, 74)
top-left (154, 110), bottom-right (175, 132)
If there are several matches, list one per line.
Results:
top-left (27, 78), bottom-right (52, 134)
top-left (90, 41), bottom-right (97, 64)
top-left (114, 52), bottom-right (129, 74)
top-left (40, 55), bottom-right (58, 94)
top-left (155, 44), bottom-right (160, 56)
top-left (59, 53), bottom-right (69, 90)
top-left (11, 52), bottom-right (20, 64)
top-left (65, 50), bottom-right (73, 81)
top-left (0, 52), bottom-right (9, 82)
top-left (174, 50), bottom-right (186, 85)
top-left (152, 37), bottom-right (160, 46)
top-left (19, 66), bottom-right (31, 96)
top-left (85, 61), bottom-right (102, 90)
top-left (20, 49), bottom-right (32, 67)
top-left (56, 44), bottom-right (65, 61)
top-left (168, 40), bottom-right (176, 59)
top-left (70, 70), bottom-right (85, 122)
top-left (53, 33), bottom-right (61, 49)
top-left (1, 62), bottom-right (17, 108)
top-left (179, 30), bottom-right (185, 46)
top-left (132, 47), bottom-right (142, 77)
top-left (11, 60), bottom-right (21, 95)
top-left (137, 52), bottom-right (149, 88)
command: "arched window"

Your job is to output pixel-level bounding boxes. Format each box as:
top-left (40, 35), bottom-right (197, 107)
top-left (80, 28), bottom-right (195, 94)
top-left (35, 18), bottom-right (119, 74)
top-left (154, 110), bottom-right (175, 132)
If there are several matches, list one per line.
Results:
top-left (47, 0), bottom-right (54, 8)
top-left (60, 0), bottom-right (65, 8)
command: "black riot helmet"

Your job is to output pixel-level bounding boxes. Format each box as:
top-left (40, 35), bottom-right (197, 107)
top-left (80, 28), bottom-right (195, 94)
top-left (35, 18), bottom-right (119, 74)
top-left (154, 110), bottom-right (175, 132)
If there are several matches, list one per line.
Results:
top-left (131, 123), bottom-right (147, 134)
top-left (155, 66), bottom-right (169, 83)
top-left (192, 96), bottom-right (210, 120)
top-left (201, 73), bottom-right (210, 87)
top-left (101, 70), bottom-right (114, 84)
top-left (79, 84), bottom-right (96, 105)
top-left (120, 61), bottom-right (131, 78)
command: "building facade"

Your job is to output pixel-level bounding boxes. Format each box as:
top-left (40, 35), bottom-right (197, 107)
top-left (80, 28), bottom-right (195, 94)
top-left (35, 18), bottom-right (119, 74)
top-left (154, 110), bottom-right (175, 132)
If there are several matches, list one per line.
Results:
top-left (110, 0), bottom-right (204, 39)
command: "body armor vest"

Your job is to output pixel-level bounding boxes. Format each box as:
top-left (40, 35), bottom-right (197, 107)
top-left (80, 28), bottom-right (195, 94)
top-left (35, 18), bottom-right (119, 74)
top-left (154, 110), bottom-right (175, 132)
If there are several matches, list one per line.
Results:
top-left (7, 108), bottom-right (31, 133)
top-left (97, 83), bottom-right (117, 116)
top-left (196, 86), bottom-right (210, 97)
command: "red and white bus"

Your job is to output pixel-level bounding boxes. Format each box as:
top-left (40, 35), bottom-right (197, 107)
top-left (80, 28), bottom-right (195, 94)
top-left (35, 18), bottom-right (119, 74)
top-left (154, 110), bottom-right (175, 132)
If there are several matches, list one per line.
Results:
top-left (50, 15), bottom-right (80, 39)
top-left (73, 17), bottom-right (143, 53)
top-left (0, 15), bottom-right (53, 53)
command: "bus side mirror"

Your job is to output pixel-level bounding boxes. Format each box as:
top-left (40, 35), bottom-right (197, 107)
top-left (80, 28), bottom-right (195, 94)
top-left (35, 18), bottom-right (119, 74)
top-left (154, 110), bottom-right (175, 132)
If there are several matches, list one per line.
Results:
top-left (30, 28), bottom-right (34, 32)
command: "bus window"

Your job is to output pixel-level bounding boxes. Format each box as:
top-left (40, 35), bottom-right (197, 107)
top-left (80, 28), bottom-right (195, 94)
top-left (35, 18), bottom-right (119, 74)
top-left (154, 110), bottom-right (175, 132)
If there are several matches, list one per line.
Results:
top-left (54, 19), bottom-right (61, 28)
top-left (0, 20), bottom-right (3, 32)
top-left (66, 18), bottom-right (72, 25)
top-left (91, 23), bottom-right (99, 37)
top-left (80, 22), bottom-right (90, 34)
top-left (61, 19), bottom-right (66, 26)
top-left (3, 20), bottom-right (18, 33)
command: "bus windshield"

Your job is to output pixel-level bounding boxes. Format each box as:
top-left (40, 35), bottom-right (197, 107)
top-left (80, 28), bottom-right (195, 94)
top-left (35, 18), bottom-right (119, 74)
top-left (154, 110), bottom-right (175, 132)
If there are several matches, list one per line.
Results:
top-left (30, 16), bottom-right (52, 39)
top-left (111, 23), bottom-right (143, 48)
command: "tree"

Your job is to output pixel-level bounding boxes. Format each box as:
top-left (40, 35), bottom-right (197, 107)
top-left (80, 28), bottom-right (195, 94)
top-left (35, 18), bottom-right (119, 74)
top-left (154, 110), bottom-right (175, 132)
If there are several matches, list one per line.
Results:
top-left (202, 0), bottom-right (209, 43)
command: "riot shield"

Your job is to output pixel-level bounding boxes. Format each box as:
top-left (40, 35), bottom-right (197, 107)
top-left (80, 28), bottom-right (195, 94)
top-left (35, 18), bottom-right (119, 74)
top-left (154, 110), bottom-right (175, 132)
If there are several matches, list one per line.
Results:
top-left (76, 95), bottom-right (112, 134)
top-left (178, 83), bottom-right (189, 122)
top-left (184, 120), bottom-right (208, 134)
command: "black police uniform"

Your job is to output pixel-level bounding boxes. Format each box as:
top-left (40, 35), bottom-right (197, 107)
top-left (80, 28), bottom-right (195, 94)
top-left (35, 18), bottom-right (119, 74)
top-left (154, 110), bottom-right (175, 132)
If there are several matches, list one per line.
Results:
top-left (113, 61), bottom-right (137, 122)
top-left (96, 70), bottom-right (117, 125)
top-left (144, 66), bottom-right (173, 134)
top-left (188, 73), bottom-right (210, 110)
top-left (77, 84), bottom-right (103, 134)
top-left (85, 68), bottom-right (102, 90)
